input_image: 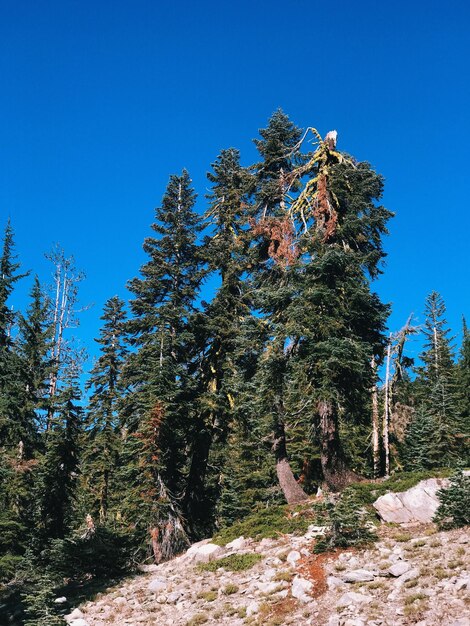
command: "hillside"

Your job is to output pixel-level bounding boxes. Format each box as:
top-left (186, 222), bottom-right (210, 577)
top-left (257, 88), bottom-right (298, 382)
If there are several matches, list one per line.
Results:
top-left (63, 522), bottom-right (469, 626)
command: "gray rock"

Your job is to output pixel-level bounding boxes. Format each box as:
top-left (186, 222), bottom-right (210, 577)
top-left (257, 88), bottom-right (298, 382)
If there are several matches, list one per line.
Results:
top-left (455, 577), bottom-right (470, 591)
top-left (226, 536), bottom-right (246, 550)
top-left (292, 575), bottom-right (313, 603)
top-left (185, 542), bottom-right (223, 563)
top-left (341, 569), bottom-right (376, 582)
top-left (450, 620), bottom-right (470, 626)
top-left (147, 579), bottom-right (167, 593)
top-left (65, 609), bottom-right (84, 622)
top-left (166, 591), bottom-right (182, 604)
top-left (113, 596), bottom-right (127, 606)
top-left (373, 478), bottom-right (449, 523)
top-left (286, 550), bottom-right (301, 566)
top-left (256, 581), bottom-right (279, 594)
top-left (246, 600), bottom-right (260, 616)
top-left (327, 576), bottom-right (346, 589)
top-left (389, 561), bottom-right (411, 577)
top-left (337, 591), bottom-right (373, 608)
top-left (399, 567), bottom-right (420, 583)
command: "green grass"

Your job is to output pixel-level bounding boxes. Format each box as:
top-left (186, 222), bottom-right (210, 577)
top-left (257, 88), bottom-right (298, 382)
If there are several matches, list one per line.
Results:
top-left (197, 553), bottom-right (263, 573)
top-left (222, 584), bottom-right (239, 595)
top-left (196, 590), bottom-right (218, 602)
top-left (212, 502), bottom-right (326, 546)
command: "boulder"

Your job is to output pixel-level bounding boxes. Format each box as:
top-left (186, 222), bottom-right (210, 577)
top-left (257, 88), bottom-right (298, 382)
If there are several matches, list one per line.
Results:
top-left (54, 596), bottom-right (67, 604)
top-left (226, 536), bottom-right (246, 550)
top-left (147, 579), bottom-right (167, 593)
top-left (388, 561), bottom-right (411, 577)
top-left (185, 542), bottom-right (223, 563)
top-left (291, 575), bottom-right (313, 602)
top-left (65, 608), bottom-right (84, 622)
top-left (337, 591), bottom-right (373, 608)
top-left (373, 478), bottom-right (449, 523)
top-left (246, 600), bottom-right (260, 616)
top-left (341, 569), bottom-right (376, 583)
top-left (286, 550), bottom-right (301, 566)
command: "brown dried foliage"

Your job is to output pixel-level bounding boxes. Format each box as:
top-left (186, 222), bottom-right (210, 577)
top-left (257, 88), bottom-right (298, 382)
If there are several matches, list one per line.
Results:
top-left (249, 215), bottom-right (299, 267)
top-left (314, 173), bottom-right (338, 242)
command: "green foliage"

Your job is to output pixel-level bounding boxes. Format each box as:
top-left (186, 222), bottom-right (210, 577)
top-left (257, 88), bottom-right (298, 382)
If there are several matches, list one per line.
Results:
top-left (213, 502), bottom-right (325, 545)
top-left (44, 525), bottom-right (134, 581)
top-left (22, 574), bottom-right (64, 626)
top-left (197, 552), bottom-right (262, 572)
top-left (434, 470), bottom-right (470, 530)
top-left (314, 489), bottom-right (376, 552)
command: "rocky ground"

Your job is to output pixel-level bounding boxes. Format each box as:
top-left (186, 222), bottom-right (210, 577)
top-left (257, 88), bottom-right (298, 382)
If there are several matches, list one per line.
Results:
top-left (63, 521), bottom-right (469, 626)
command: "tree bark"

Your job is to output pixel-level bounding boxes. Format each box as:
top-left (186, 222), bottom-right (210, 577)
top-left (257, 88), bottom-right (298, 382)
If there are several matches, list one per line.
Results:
top-left (383, 336), bottom-right (392, 477)
top-left (273, 420), bottom-right (308, 504)
top-left (371, 358), bottom-right (380, 478)
top-left (318, 399), bottom-right (358, 491)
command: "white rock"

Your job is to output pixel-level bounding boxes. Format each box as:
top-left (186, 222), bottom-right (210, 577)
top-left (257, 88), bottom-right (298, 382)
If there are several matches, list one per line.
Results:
top-left (138, 563), bottom-right (159, 572)
top-left (147, 579), bottom-right (167, 593)
top-left (400, 568), bottom-right (420, 583)
top-left (54, 596), bottom-right (67, 604)
top-left (337, 592), bottom-right (373, 608)
top-left (373, 478), bottom-right (449, 523)
top-left (262, 567), bottom-right (277, 581)
top-left (327, 617), bottom-right (341, 626)
top-left (341, 569), bottom-right (376, 583)
top-left (455, 577), bottom-right (470, 591)
top-left (70, 621), bottom-right (89, 626)
top-left (166, 591), bottom-right (182, 603)
top-left (292, 575), bottom-right (313, 602)
top-left (66, 609), bottom-right (84, 622)
top-left (185, 542), bottom-right (223, 563)
top-left (246, 600), bottom-right (260, 616)
top-left (327, 576), bottom-right (346, 589)
top-left (389, 561), bottom-right (411, 577)
top-left (226, 536), bottom-right (246, 550)
top-left (286, 550), bottom-right (301, 566)
top-left (113, 596), bottom-right (127, 606)
top-left (256, 581), bottom-right (279, 594)
top-left (450, 620), bottom-right (470, 626)
top-left (345, 619), bottom-right (366, 626)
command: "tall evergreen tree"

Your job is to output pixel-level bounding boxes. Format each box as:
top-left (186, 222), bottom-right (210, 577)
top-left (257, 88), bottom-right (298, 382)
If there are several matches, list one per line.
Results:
top-left (286, 132), bottom-right (393, 490)
top-left (122, 170), bottom-right (204, 553)
top-left (456, 318), bottom-right (470, 462)
top-left (414, 291), bottom-right (460, 464)
top-left (248, 111), bottom-right (311, 503)
top-left (182, 149), bottom-right (253, 533)
top-left (81, 296), bottom-right (127, 523)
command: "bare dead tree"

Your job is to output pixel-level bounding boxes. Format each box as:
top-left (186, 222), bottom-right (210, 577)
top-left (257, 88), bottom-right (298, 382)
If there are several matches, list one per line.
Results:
top-left (45, 245), bottom-right (88, 426)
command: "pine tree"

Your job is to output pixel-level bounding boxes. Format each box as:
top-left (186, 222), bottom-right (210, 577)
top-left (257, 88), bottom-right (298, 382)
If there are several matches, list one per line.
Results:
top-left (415, 292), bottom-right (460, 465)
top-left (122, 170), bottom-right (204, 554)
top-left (0, 221), bottom-right (28, 448)
top-left (456, 318), bottom-right (470, 463)
top-left (37, 379), bottom-right (82, 541)
top-left (248, 111), bottom-right (310, 504)
top-left (286, 132), bottom-right (393, 490)
top-left (181, 149), bottom-right (254, 534)
top-left (81, 296), bottom-right (127, 523)
top-left (17, 277), bottom-right (53, 451)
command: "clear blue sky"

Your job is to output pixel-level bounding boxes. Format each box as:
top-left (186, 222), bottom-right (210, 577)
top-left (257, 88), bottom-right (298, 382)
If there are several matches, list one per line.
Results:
top-left (1, 0), bottom-right (469, 371)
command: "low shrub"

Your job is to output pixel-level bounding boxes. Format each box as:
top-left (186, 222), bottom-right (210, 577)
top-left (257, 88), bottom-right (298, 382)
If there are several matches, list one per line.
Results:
top-left (197, 553), bottom-right (262, 572)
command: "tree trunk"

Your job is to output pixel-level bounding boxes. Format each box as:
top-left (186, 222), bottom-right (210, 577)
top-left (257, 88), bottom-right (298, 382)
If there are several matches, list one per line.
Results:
top-left (182, 427), bottom-right (213, 535)
top-left (318, 399), bottom-right (358, 491)
top-left (371, 358), bottom-right (380, 478)
top-left (383, 337), bottom-right (392, 477)
top-left (273, 420), bottom-right (308, 504)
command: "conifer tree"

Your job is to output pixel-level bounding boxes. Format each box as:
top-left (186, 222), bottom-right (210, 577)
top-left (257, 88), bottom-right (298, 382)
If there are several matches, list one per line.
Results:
top-left (122, 170), bottom-right (204, 553)
top-left (37, 379), bottom-right (82, 541)
top-left (415, 292), bottom-right (460, 465)
top-left (286, 132), bottom-right (393, 490)
top-left (248, 111), bottom-right (310, 503)
top-left (0, 221), bottom-right (28, 447)
top-left (17, 277), bottom-right (53, 450)
top-left (182, 149), bottom-right (253, 533)
top-left (81, 296), bottom-right (127, 523)
top-left (456, 318), bottom-right (470, 462)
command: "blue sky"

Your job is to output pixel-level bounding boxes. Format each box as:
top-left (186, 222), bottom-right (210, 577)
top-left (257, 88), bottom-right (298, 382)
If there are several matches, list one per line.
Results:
top-left (1, 0), bottom-right (469, 371)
